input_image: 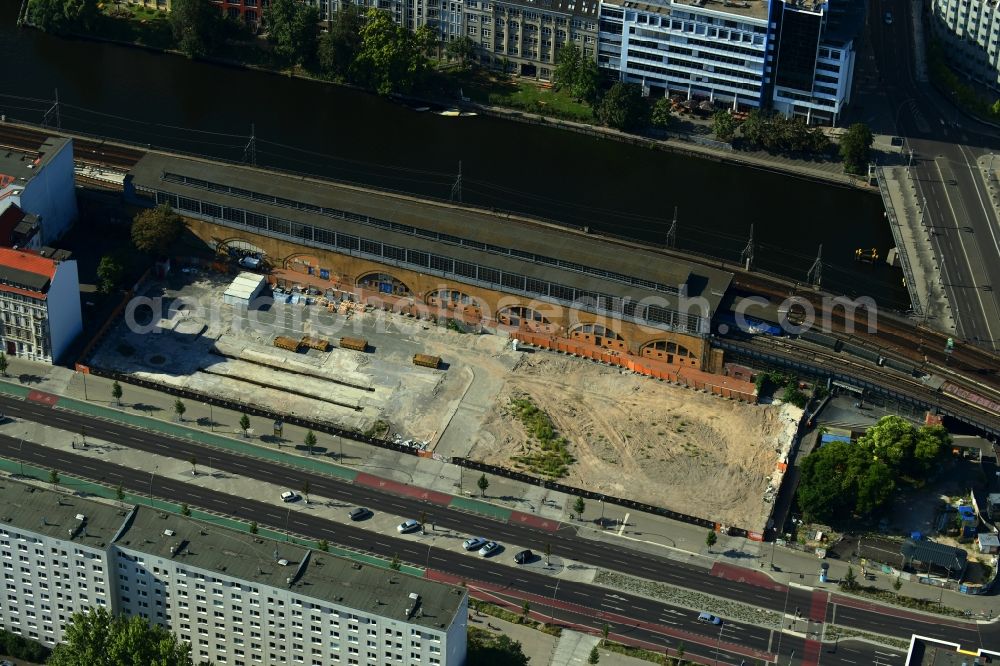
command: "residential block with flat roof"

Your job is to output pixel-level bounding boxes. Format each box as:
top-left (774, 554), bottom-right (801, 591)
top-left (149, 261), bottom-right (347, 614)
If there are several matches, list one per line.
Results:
top-left (0, 479), bottom-right (468, 665)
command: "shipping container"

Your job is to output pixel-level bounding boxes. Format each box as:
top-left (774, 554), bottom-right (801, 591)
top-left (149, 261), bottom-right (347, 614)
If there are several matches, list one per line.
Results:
top-left (413, 354), bottom-right (441, 369)
top-left (340, 337), bottom-right (368, 352)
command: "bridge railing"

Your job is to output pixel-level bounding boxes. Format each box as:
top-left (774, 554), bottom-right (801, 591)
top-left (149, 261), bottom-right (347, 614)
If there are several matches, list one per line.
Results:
top-left (875, 165), bottom-right (924, 317)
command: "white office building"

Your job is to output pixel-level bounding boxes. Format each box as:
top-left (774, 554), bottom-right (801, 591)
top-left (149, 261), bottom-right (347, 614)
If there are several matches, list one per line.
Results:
top-left (598, 0), bottom-right (771, 109)
top-left (0, 247), bottom-right (82, 363)
top-left (931, 0), bottom-right (1000, 89)
top-left (0, 480), bottom-right (468, 666)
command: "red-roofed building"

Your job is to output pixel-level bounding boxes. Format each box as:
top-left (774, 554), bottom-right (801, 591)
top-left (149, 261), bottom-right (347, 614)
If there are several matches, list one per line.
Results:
top-left (0, 247), bottom-right (81, 363)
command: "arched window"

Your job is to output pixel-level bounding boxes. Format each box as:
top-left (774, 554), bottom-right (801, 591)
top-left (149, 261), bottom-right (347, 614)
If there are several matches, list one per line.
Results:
top-left (357, 273), bottom-right (411, 296)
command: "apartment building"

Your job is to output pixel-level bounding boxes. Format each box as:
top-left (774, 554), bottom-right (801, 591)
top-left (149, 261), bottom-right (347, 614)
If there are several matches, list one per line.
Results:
top-left (598, 0), bottom-right (771, 108)
top-left (0, 479), bottom-right (468, 665)
top-left (0, 483), bottom-right (123, 647)
top-left (0, 247), bottom-right (82, 364)
top-left (0, 137), bottom-right (77, 246)
top-left (464, 0), bottom-right (600, 78)
top-left (931, 0), bottom-right (1000, 89)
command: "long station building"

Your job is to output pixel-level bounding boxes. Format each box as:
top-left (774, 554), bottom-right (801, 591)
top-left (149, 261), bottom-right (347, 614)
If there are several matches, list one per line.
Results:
top-left (126, 152), bottom-right (735, 372)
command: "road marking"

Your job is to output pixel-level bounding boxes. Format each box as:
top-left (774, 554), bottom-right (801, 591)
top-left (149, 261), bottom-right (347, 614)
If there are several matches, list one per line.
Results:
top-left (617, 513), bottom-right (629, 536)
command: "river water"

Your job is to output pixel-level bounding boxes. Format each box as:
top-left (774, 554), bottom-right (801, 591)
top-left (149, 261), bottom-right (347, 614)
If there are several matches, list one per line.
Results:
top-left (0, 4), bottom-right (909, 308)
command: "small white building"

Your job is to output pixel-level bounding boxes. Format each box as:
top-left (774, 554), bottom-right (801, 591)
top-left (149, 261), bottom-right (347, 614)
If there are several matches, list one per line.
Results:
top-left (978, 532), bottom-right (999, 554)
top-left (223, 272), bottom-right (267, 307)
top-left (0, 137), bottom-right (78, 245)
top-left (0, 247), bottom-right (82, 363)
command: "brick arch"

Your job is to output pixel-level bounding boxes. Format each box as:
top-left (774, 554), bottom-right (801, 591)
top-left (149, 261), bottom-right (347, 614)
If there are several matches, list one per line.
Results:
top-left (217, 237), bottom-right (266, 257)
top-left (426, 289), bottom-right (483, 321)
top-left (641, 339), bottom-right (698, 366)
top-left (357, 271), bottom-right (412, 297)
top-left (498, 306), bottom-right (556, 334)
top-left (569, 322), bottom-right (628, 351)
top-left (281, 251), bottom-right (324, 277)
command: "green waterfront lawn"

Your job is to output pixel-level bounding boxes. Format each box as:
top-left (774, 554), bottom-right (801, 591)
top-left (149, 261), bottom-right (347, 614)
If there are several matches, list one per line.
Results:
top-left (449, 68), bottom-right (594, 122)
top-left (95, 5), bottom-right (174, 50)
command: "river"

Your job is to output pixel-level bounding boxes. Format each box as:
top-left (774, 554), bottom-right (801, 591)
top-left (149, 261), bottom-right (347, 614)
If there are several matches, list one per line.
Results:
top-left (0, 4), bottom-right (909, 308)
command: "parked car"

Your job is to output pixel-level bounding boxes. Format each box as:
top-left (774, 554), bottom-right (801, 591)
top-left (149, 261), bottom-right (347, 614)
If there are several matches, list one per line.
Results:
top-left (463, 536), bottom-right (488, 551)
top-left (697, 612), bottom-right (722, 625)
top-left (280, 491), bottom-right (299, 503)
top-left (348, 507), bottom-right (372, 521)
top-left (478, 541), bottom-right (501, 557)
top-left (397, 519), bottom-right (421, 533)
top-left (514, 549), bottom-right (534, 564)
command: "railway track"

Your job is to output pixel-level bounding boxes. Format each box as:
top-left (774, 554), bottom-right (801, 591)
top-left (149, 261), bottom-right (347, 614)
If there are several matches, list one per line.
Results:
top-left (721, 336), bottom-right (1000, 435)
top-left (0, 121), bottom-right (144, 170)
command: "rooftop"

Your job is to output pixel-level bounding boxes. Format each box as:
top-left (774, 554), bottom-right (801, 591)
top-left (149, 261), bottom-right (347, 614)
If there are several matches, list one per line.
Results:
top-left (0, 480), bottom-right (127, 551)
top-left (117, 508), bottom-right (466, 631)
top-left (224, 272), bottom-right (267, 301)
top-left (822, 0), bottom-right (865, 45)
top-left (901, 538), bottom-right (967, 572)
top-left (0, 137), bottom-right (71, 188)
top-left (672, 0), bottom-right (770, 20)
top-left (905, 635), bottom-right (1000, 666)
top-left (129, 152), bottom-right (733, 316)
top-left (0, 247), bottom-right (57, 294)
top-left (291, 552), bottom-right (466, 632)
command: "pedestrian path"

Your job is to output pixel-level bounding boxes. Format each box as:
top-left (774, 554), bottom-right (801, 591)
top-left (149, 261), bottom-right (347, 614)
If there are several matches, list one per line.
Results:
top-left (550, 631), bottom-right (600, 666)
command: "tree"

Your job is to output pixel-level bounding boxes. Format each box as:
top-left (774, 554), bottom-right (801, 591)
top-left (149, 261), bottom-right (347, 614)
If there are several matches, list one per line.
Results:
top-left (588, 646), bottom-right (600, 664)
top-left (170, 0), bottom-right (219, 58)
top-left (467, 629), bottom-right (530, 666)
top-left (189, 455), bottom-right (197, 476)
top-left (181, 502), bottom-right (192, 517)
top-left (796, 440), bottom-right (855, 523)
top-left (264, 0), bottom-right (320, 66)
top-left (414, 24), bottom-right (439, 59)
top-left (651, 97), bottom-right (673, 129)
top-left (390, 553), bottom-right (402, 571)
top-left (62, 0), bottom-right (99, 30)
top-left (48, 606), bottom-right (193, 666)
top-left (893, 576), bottom-right (902, 591)
top-left (553, 43), bottom-right (581, 92)
top-left (521, 600), bottom-right (530, 622)
top-left (111, 381), bottom-right (123, 407)
top-left (49, 469), bottom-right (60, 487)
top-left (304, 429), bottom-right (317, 456)
top-left (132, 205), bottom-right (184, 255)
top-left (597, 82), bottom-right (647, 132)
top-left (354, 8), bottom-right (429, 95)
top-left (477, 473), bottom-right (489, 497)
top-left (739, 109), bottom-right (767, 148)
top-left (446, 35), bottom-right (476, 66)
top-left (419, 510), bottom-right (428, 534)
top-left (318, 2), bottom-right (364, 80)
top-left (240, 413), bottom-right (251, 437)
top-left (27, 0), bottom-right (66, 32)
top-left (175, 399), bottom-right (187, 422)
top-left (841, 566), bottom-right (857, 590)
top-left (302, 480), bottom-right (311, 503)
top-left (601, 622), bottom-right (610, 645)
top-left (712, 110), bottom-right (738, 142)
top-left (706, 529), bottom-right (717, 550)
top-left (318, 539), bottom-right (329, 552)
top-left (96, 255), bottom-right (124, 295)
top-left (573, 496), bottom-right (585, 518)
top-left (115, 483), bottom-right (125, 507)
top-left (572, 58), bottom-right (601, 106)
top-left (0, 352), bottom-right (8, 377)
top-left (250, 521), bottom-right (258, 535)
top-left (840, 122), bottom-right (874, 174)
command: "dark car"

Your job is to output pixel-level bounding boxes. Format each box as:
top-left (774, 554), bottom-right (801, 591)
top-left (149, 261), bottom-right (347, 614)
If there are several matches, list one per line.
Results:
top-left (348, 507), bottom-right (372, 521)
top-left (514, 549), bottom-right (534, 564)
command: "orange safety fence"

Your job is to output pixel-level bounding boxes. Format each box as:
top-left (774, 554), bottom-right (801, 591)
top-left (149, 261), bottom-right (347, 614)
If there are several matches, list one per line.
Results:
top-left (511, 331), bottom-right (758, 404)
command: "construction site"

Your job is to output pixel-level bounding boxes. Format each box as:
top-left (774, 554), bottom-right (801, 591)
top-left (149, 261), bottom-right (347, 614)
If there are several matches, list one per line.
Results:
top-left (89, 268), bottom-right (796, 529)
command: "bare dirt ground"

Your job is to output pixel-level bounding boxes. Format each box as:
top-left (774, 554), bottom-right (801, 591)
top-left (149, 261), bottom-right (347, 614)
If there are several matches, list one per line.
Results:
top-left (471, 354), bottom-right (797, 529)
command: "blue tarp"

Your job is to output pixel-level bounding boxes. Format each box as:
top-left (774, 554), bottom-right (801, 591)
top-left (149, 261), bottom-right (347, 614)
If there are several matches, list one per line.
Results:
top-left (821, 433), bottom-right (852, 444)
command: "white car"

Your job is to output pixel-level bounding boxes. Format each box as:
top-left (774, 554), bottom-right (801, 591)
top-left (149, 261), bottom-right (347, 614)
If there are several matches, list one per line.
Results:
top-left (397, 519), bottom-right (421, 533)
top-left (280, 491), bottom-right (300, 503)
top-left (463, 536), bottom-right (488, 551)
top-left (478, 541), bottom-right (501, 557)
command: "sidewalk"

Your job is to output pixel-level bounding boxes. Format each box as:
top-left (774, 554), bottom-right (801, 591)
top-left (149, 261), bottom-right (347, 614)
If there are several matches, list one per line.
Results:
top-left (2, 354), bottom-right (995, 617)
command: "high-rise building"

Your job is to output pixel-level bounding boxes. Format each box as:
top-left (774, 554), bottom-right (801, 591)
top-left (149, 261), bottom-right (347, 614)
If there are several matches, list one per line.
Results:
top-left (0, 480), bottom-right (469, 665)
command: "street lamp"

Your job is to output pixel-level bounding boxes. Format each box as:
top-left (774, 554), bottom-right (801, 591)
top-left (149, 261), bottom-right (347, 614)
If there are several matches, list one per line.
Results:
top-left (203, 402), bottom-right (214, 432)
top-left (549, 579), bottom-right (561, 625)
top-left (148, 466), bottom-right (158, 503)
top-left (17, 436), bottom-right (24, 476)
top-left (715, 623), bottom-right (724, 666)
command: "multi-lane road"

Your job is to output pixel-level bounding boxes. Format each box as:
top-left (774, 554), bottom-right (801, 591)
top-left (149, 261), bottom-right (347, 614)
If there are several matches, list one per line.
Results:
top-left (0, 392), bottom-right (994, 663)
top-left (871, 0), bottom-right (1000, 350)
